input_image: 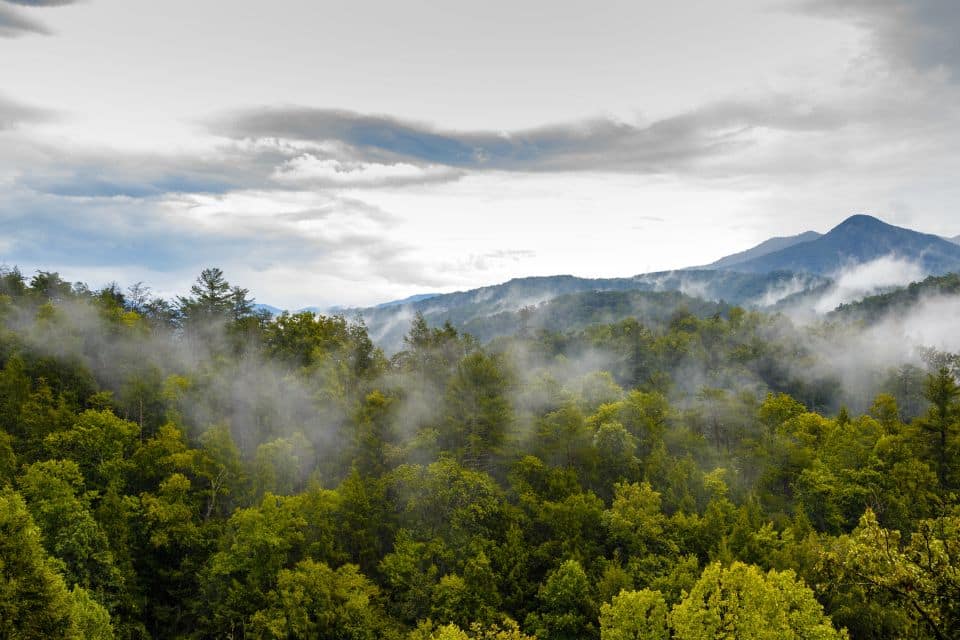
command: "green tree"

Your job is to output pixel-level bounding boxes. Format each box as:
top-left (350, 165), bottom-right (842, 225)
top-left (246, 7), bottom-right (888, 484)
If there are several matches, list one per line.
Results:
top-left (29, 271), bottom-right (74, 301)
top-left (252, 433), bottom-right (313, 498)
top-left (177, 267), bottom-right (254, 325)
top-left (592, 422), bottom-right (638, 498)
top-left (69, 585), bottom-right (115, 640)
top-left (415, 620), bottom-right (535, 640)
top-left (822, 509), bottom-right (960, 640)
top-left (138, 472), bottom-right (205, 634)
top-left (670, 561), bottom-right (846, 640)
top-left (0, 487), bottom-right (81, 638)
top-left (44, 409), bottom-right (140, 492)
top-left (602, 482), bottom-right (671, 558)
top-left (248, 560), bottom-right (390, 639)
top-left (378, 529), bottom-right (441, 624)
top-left (442, 351), bottom-right (513, 471)
top-left (430, 550), bottom-right (501, 628)
top-left (16, 460), bottom-right (123, 601)
top-left (336, 468), bottom-right (392, 574)
top-left (198, 493), bottom-right (308, 636)
top-left (14, 378), bottom-right (75, 460)
top-left (387, 459), bottom-right (505, 552)
top-left (525, 558), bottom-right (597, 640)
top-left (0, 354), bottom-right (30, 435)
top-left (534, 402), bottom-right (595, 474)
top-left (0, 430), bottom-right (15, 485)
top-left (599, 589), bottom-right (668, 640)
top-left (353, 390), bottom-right (397, 478)
top-left (197, 424), bottom-right (245, 520)
top-left (916, 366), bottom-right (959, 489)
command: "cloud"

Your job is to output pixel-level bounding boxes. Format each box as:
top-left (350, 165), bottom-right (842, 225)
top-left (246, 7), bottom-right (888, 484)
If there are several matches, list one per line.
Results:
top-left (3, 134), bottom-right (466, 198)
top-left (0, 180), bottom-right (469, 306)
top-left (271, 153), bottom-right (462, 187)
top-left (211, 98), bottom-right (849, 175)
top-left (0, 4), bottom-right (48, 37)
top-left (3, 139), bottom-right (285, 198)
top-left (802, 0), bottom-right (960, 79)
top-left (0, 94), bottom-right (51, 129)
top-left (813, 255), bottom-right (926, 313)
top-left (5, 0), bottom-right (81, 5)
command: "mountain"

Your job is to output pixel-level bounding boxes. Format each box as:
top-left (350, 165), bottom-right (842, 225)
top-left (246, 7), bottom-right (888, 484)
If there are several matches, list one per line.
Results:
top-left (263, 214), bottom-right (957, 350)
top-left (713, 214), bottom-right (960, 275)
top-left (703, 230), bottom-right (822, 269)
top-left (374, 293), bottom-right (439, 309)
top-left (949, 235), bottom-right (960, 245)
top-left (349, 270), bottom-right (827, 352)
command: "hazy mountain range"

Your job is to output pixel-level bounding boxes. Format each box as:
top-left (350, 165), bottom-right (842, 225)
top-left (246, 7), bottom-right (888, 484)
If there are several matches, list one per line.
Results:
top-left (255, 214), bottom-right (960, 351)
top-left (707, 214), bottom-right (960, 275)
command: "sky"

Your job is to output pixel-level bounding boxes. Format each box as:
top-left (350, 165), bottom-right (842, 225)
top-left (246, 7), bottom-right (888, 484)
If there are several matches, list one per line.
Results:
top-left (2, 0), bottom-right (960, 309)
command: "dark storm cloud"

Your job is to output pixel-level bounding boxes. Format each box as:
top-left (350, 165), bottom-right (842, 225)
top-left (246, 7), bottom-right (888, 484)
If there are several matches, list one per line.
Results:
top-left (0, 4), bottom-right (48, 37)
top-left (214, 97), bottom-right (847, 174)
top-left (802, 0), bottom-right (960, 78)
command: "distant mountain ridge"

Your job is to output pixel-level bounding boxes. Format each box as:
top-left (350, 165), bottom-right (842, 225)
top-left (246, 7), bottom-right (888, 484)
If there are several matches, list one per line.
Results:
top-left (703, 230), bottom-right (822, 269)
top-left (375, 293), bottom-right (439, 309)
top-left (258, 214), bottom-right (960, 350)
top-left (710, 214), bottom-right (960, 276)
top-left (346, 270), bottom-right (826, 352)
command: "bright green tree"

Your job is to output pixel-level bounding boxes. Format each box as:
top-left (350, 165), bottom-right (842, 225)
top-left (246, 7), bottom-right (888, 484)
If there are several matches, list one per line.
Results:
top-left (44, 409), bottom-right (140, 492)
top-left (69, 585), bottom-right (115, 640)
top-left (822, 509), bottom-right (960, 640)
top-left (248, 559), bottom-right (390, 639)
top-left (670, 561), bottom-right (846, 640)
top-left (599, 589), bottom-right (668, 640)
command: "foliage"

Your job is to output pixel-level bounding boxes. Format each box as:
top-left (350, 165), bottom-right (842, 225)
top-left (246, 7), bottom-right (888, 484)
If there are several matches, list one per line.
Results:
top-left (670, 562), bottom-right (846, 640)
top-left (0, 265), bottom-right (956, 639)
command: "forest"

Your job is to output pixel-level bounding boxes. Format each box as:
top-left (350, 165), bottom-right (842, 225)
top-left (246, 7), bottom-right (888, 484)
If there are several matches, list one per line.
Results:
top-left (0, 265), bottom-right (957, 640)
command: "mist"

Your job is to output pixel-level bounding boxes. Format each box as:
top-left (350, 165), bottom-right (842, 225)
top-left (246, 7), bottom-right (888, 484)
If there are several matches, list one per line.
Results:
top-left (813, 256), bottom-right (925, 314)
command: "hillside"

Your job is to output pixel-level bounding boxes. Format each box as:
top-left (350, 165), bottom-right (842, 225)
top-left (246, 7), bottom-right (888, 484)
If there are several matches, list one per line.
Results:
top-left (459, 289), bottom-right (728, 343)
top-left (830, 272), bottom-right (960, 322)
top-left (354, 270), bottom-right (827, 351)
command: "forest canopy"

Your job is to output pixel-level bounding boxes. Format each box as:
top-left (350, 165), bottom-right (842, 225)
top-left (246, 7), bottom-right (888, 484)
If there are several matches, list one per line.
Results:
top-left (0, 265), bottom-right (957, 639)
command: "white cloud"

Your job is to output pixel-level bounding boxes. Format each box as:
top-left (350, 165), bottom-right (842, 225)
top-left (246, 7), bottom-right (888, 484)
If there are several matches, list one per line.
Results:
top-left (814, 255), bottom-right (926, 312)
top-left (272, 154), bottom-right (460, 187)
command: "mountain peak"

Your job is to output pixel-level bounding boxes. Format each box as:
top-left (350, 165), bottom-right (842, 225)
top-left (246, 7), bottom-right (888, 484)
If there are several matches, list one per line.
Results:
top-left (706, 213), bottom-right (960, 276)
top-left (830, 213), bottom-right (891, 232)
